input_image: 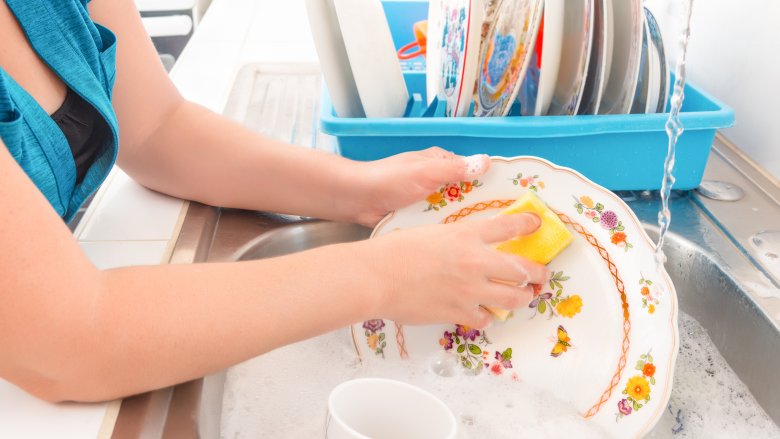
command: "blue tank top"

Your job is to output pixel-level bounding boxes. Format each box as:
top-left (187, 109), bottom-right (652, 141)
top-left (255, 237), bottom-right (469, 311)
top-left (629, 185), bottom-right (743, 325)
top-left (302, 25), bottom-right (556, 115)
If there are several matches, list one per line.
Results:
top-left (0, 0), bottom-right (119, 222)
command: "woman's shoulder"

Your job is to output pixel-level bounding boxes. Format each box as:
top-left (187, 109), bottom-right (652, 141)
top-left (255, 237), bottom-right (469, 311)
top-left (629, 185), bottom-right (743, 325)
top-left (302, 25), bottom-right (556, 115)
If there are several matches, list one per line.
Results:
top-left (5, 0), bottom-right (114, 61)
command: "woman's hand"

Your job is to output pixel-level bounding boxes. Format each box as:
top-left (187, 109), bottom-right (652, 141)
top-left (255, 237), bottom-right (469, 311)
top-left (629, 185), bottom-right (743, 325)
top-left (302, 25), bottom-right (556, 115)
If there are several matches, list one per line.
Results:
top-left (360, 212), bottom-right (550, 329)
top-left (350, 147), bottom-right (491, 227)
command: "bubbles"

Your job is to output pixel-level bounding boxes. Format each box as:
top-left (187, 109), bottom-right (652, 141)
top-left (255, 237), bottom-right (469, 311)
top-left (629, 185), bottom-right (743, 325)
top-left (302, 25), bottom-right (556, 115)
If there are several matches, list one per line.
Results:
top-left (219, 314), bottom-right (780, 438)
top-left (647, 312), bottom-right (780, 438)
top-left (430, 351), bottom-right (460, 378)
top-left (462, 154), bottom-right (490, 179)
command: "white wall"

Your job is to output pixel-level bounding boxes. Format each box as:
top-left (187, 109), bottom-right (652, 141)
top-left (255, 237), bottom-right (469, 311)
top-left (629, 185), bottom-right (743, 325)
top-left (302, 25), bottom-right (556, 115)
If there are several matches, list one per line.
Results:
top-left (645, 0), bottom-right (780, 180)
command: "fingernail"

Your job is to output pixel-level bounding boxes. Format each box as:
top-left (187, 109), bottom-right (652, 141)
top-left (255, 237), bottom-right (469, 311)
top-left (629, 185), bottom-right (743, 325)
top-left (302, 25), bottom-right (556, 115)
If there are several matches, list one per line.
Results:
top-left (512, 260), bottom-right (530, 286)
top-left (462, 154), bottom-right (489, 179)
top-left (524, 213), bottom-right (542, 229)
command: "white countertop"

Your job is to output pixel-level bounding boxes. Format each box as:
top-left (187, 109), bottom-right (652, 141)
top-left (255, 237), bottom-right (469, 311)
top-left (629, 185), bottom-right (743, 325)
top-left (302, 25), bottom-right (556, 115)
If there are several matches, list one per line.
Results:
top-left (0, 0), bottom-right (317, 437)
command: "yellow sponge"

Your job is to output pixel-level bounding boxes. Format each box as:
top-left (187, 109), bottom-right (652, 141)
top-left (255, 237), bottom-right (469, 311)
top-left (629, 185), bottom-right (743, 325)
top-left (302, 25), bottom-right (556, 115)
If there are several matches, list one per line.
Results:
top-left (484, 192), bottom-right (574, 321)
top-left (495, 192), bottom-right (574, 264)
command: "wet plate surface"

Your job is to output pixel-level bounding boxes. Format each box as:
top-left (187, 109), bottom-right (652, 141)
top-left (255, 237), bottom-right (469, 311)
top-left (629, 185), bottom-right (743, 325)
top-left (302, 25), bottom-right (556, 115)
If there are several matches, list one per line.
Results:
top-left (353, 156), bottom-right (679, 437)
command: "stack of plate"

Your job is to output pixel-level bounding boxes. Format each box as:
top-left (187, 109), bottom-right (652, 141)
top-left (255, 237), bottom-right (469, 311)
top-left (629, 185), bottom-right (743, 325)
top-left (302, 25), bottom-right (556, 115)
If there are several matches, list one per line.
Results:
top-left (426, 0), bottom-right (669, 117)
top-left (305, 0), bottom-right (409, 118)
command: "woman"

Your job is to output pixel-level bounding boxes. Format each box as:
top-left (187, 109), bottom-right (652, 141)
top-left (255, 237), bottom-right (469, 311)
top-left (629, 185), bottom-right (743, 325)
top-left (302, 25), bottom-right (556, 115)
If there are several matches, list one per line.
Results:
top-left (0, 0), bottom-right (547, 403)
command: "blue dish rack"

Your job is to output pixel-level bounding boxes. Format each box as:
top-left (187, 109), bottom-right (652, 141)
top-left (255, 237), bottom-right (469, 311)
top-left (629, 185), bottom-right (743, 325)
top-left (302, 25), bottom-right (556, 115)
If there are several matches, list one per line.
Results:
top-left (319, 0), bottom-right (735, 190)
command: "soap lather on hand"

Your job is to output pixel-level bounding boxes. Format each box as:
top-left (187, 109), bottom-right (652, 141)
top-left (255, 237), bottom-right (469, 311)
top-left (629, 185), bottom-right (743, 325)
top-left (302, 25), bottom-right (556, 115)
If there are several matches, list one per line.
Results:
top-left (485, 192), bottom-right (574, 321)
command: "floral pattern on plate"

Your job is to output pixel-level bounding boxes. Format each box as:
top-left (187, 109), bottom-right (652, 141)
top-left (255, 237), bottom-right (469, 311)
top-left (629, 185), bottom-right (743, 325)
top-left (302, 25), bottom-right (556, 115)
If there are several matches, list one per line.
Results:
top-left (439, 325), bottom-right (517, 378)
top-left (510, 172), bottom-right (545, 191)
top-left (425, 180), bottom-right (483, 211)
top-left (639, 276), bottom-right (663, 314)
top-left (362, 319), bottom-right (387, 358)
top-left (528, 271), bottom-right (583, 319)
top-left (616, 350), bottom-right (658, 421)
top-left (573, 195), bottom-right (635, 251)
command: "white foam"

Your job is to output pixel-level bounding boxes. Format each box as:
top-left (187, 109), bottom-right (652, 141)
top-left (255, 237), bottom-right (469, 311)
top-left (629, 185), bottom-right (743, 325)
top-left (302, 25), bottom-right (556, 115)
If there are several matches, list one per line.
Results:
top-left (463, 154), bottom-right (490, 180)
top-left (218, 326), bottom-right (606, 438)
top-left (356, 353), bottom-right (608, 439)
top-left (647, 312), bottom-right (780, 438)
top-left (219, 313), bottom-right (780, 438)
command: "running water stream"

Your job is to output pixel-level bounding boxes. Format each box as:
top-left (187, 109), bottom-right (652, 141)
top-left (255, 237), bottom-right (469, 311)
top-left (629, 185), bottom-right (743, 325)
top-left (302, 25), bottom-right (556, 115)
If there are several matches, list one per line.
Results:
top-left (655, 0), bottom-right (695, 266)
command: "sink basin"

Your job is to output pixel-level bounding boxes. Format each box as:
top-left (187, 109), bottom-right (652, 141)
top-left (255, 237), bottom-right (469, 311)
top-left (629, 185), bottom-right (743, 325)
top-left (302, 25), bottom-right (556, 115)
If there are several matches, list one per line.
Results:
top-left (216, 214), bottom-right (780, 437)
top-left (114, 194), bottom-right (780, 438)
top-left (233, 221), bottom-right (371, 262)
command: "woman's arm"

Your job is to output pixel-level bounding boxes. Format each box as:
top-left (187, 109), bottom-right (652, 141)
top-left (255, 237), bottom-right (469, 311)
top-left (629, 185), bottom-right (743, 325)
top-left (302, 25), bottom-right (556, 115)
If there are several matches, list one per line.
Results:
top-left (0, 139), bottom-right (372, 403)
top-left (88, 0), bottom-right (472, 225)
top-left (0, 0), bottom-right (549, 403)
top-left (0, 137), bottom-right (545, 403)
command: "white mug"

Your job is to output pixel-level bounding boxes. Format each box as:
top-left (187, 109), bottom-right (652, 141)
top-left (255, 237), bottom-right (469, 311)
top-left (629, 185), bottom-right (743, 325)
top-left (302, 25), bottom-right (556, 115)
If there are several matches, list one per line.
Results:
top-left (326, 378), bottom-right (458, 439)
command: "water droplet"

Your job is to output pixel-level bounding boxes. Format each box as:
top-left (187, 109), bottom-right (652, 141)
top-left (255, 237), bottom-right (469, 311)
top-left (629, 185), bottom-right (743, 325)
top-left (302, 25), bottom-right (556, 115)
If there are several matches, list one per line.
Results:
top-left (430, 352), bottom-right (459, 378)
top-left (750, 231), bottom-right (780, 283)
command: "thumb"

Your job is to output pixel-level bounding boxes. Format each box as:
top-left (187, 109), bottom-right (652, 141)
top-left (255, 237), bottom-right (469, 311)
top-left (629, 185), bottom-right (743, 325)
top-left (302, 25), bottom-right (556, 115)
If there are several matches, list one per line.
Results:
top-left (420, 154), bottom-right (491, 185)
top-left (472, 213), bottom-right (541, 244)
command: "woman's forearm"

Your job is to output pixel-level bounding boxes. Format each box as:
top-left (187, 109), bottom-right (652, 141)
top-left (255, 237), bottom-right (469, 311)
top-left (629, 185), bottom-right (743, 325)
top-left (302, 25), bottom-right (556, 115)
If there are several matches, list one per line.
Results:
top-left (35, 241), bottom-right (380, 403)
top-left (1, 141), bottom-right (380, 403)
top-left (119, 101), bottom-right (368, 221)
top-left (1, 138), bottom-right (542, 403)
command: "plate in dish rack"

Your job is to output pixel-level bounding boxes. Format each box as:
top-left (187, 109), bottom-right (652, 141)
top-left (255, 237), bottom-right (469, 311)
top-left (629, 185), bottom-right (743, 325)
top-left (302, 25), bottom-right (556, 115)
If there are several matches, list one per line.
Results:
top-left (473, 0), bottom-right (543, 117)
top-left (351, 156), bottom-right (679, 438)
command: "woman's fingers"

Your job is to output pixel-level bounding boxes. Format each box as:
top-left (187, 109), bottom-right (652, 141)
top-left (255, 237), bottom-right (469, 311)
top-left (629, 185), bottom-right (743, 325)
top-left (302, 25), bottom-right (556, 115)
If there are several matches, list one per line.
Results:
top-left (412, 151), bottom-right (491, 186)
top-left (417, 146), bottom-right (456, 159)
top-left (439, 284), bottom-right (530, 330)
top-left (484, 251), bottom-right (550, 286)
top-left (472, 213), bottom-right (541, 244)
top-left (477, 283), bottom-right (535, 312)
top-left (457, 305), bottom-right (494, 329)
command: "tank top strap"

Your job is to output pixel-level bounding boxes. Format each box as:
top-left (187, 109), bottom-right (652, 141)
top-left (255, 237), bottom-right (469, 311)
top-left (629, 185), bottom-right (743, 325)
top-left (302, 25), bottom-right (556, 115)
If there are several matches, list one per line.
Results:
top-left (0, 71), bottom-right (24, 160)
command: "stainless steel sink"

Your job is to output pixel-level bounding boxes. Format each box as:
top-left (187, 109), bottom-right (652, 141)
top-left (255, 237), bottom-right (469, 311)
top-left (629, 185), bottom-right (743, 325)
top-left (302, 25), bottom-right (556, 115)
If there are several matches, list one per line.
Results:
top-left (227, 205), bottom-right (780, 437)
top-left (233, 214), bottom-right (780, 431)
top-left (233, 221), bottom-right (371, 262)
top-left (128, 182), bottom-right (779, 437)
top-left (109, 63), bottom-right (780, 438)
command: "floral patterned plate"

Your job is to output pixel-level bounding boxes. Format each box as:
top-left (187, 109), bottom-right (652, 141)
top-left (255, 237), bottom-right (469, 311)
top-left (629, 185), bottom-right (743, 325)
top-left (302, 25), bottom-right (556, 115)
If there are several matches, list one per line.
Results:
top-left (351, 156), bottom-right (679, 438)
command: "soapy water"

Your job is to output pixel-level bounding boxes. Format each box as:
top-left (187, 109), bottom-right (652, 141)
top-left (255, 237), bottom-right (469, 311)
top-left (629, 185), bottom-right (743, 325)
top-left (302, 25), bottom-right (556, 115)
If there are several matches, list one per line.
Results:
top-left (647, 312), bottom-right (780, 438)
top-left (655, 0), bottom-right (695, 268)
top-left (219, 312), bottom-right (780, 438)
top-left (356, 353), bottom-right (609, 439)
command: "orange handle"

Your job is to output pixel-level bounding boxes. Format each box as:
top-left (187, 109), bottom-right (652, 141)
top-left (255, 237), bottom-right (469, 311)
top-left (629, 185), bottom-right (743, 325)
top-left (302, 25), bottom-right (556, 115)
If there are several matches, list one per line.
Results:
top-left (397, 20), bottom-right (429, 60)
top-left (398, 41), bottom-right (424, 60)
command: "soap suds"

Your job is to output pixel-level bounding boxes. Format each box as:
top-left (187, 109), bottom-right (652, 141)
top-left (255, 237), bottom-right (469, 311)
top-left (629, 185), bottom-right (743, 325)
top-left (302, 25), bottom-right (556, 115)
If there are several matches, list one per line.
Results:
top-left (220, 313), bottom-right (780, 438)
